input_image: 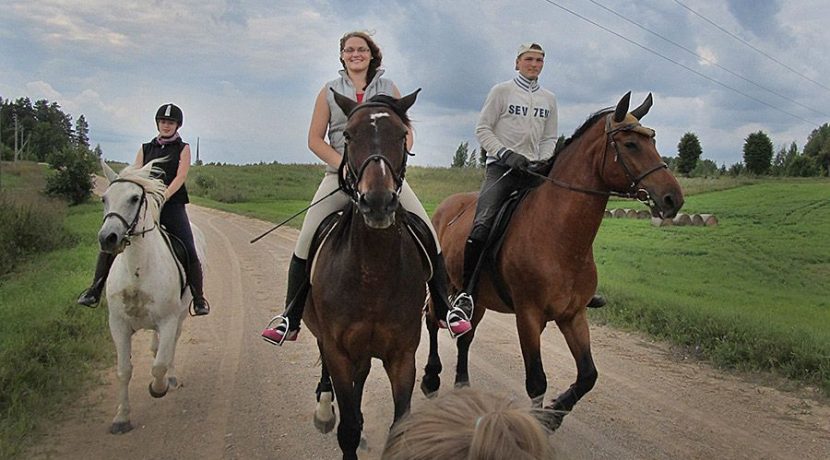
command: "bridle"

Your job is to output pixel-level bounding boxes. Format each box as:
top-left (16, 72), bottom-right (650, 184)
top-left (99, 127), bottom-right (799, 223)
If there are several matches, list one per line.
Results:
top-left (526, 114), bottom-right (667, 209)
top-left (338, 102), bottom-right (411, 204)
top-left (102, 178), bottom-right (157, 247)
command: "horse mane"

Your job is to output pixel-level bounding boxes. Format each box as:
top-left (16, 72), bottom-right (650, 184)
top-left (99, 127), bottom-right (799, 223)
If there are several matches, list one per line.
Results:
top-left (114, 159), bottom-right (168, 220)
top-left (560, 107), bottom-right (613, 151)
top-left (365, 94), bottom-right (412, 127)
top-left (382, 388), bottom-right (555, 459)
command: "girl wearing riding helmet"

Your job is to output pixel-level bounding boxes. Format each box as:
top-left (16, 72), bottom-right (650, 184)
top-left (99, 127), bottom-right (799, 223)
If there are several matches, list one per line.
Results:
top-left (261, 31), bottom-right (472, 346)
top-left (78, 103), bottom-right (210, 316)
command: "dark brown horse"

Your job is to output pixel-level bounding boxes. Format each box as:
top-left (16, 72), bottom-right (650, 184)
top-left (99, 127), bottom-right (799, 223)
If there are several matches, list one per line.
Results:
top-left (304, 89), bottom-right (428, 460)
top-left (421, 92), bottom-right (684, 430)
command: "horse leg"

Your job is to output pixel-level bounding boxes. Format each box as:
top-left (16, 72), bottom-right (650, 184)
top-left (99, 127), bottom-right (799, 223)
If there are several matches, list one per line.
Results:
top-left (109, 319), bottom-right (134, 434)
top-left (420, 312), bottom-right (443, 396)
top-left (148, 319), bottom-right (179, 398)
top-left (324, 349), bottom-right (361, 460)
top-left (314, 357), bottom-right (336, 434)
top-left (515, 309), bottom-right (548, 408)
top-left (454, 328), bottom-right (476, 388)
top-left (385, 352), bottom-right (416, 426)
top-left (543, 310), bottom-right (597, 431)
top-left (353, 359), bottom-right (371, 450)
top-left (165, 318), bottom-right (185, 390)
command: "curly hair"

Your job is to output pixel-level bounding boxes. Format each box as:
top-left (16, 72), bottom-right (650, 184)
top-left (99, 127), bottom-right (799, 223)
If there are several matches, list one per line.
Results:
top-left (339, 30), bottom-right (383, 90)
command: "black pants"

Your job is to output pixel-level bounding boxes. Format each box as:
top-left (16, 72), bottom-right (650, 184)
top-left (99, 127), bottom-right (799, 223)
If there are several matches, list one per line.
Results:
top-left (469, 163), bottom-right (530, 243)
top-left (161, 203), bottom-right (204, 298)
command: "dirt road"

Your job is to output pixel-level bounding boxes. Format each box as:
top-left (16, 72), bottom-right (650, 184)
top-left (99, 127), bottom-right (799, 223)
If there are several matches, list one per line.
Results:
top-left (29, 205), bottom-right (830, 459)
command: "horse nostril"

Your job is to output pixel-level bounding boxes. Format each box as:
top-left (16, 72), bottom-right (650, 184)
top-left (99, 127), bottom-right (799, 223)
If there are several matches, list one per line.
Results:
top-left (105, 233), bottom-right (118, 245)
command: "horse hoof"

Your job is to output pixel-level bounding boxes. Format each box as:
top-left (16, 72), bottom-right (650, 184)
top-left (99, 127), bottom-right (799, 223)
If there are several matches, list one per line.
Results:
top-left (110, 421), bottom-right (133, 434)
top-left (313, 408), bottom-right (336, 434)
top-left (539, 409), bottom-right (568, 431)
top-left (149, 381), bottom-right (168, 398)
top-left (359, 435), bottom-right (368, 450)
top-left (168, 376), bottom-right (179, 389)
top-left (420, 376), bottom-right (440, 396)
top-left (453, 380), bottom-right (470, 389)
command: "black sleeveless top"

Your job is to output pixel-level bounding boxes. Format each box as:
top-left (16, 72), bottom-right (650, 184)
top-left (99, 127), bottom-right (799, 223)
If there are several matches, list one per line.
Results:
top-left (142, 138), bottom-right (189, 204)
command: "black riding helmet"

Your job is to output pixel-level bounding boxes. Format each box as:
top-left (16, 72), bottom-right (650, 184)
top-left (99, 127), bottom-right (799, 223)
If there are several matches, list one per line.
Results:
top-left (155, 103), bottom-right (183, 128)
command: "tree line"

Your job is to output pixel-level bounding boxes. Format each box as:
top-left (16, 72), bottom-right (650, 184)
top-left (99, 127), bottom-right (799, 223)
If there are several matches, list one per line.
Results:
top-left (451, 126), bottom-right (830, 178)
top-left (1, 96), bottom-right (100, 204)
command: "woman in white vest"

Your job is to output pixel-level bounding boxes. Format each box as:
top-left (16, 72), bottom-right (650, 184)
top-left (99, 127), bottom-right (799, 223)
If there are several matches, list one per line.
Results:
top-left (261, 31), bottom-right (472, 346)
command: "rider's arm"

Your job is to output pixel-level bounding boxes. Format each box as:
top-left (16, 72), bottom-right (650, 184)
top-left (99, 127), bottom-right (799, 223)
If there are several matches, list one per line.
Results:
top-left (164, 145), bottom-right (191, 201)
top-left (475, 86), bottom-right (508, 160)
top-left (538, 93), bottom-right (559, 158)
top-left (308, 87), bottom-right (344, 170)
top-left (390, 84), bottom-right (414, 152)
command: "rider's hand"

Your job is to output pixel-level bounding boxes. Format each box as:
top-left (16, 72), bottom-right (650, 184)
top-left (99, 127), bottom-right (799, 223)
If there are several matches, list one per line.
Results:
top-left (502, 150), bottom-right (529, 171)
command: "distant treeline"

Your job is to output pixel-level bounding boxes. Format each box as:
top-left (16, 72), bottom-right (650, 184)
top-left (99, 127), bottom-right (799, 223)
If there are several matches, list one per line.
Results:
top-left (0, 96), bottom-right (102, 162)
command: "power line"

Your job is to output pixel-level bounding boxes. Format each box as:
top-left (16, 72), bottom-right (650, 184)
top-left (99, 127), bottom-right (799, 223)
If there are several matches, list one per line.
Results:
top-left (672, 0), bottom-right (830, 93)
top-left (539, 0), bottom-right (821, 127)
top-left (586, 0), bottom-right (829, 119)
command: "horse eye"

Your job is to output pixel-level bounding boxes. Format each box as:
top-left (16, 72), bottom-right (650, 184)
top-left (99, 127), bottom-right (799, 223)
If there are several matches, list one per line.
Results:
top-left (624, 141), bottom-right (637, 150)
top-left (130, 195), bottom-right (140, 203)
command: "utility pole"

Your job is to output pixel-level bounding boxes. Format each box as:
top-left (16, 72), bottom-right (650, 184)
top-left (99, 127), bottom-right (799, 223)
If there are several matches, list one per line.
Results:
top-left (13, 113), bottom-right (18, 162)
top-left (196, 136), bottom-right (200, 164)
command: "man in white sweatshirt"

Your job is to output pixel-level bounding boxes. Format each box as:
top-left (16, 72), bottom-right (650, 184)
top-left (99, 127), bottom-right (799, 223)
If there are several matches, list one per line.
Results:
top-left (452, 43), bottom-right (605, 315)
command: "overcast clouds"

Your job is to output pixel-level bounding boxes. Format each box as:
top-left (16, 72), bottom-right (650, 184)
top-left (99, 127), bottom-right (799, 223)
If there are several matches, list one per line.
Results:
top-left (2, 0), bottom-right (828, 167)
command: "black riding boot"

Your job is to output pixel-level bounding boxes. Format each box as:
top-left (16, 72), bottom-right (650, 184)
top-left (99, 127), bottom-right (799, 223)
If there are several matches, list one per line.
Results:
top-left (427, 254), bottom-right (453, 319)
top-left (77, 252), bottom-right (115, 307)
top-left (587, 294), bottom-right (607, 309)
top-left (283, 255), bottom-right (310, 331)
top-left (188, 257), bottom-right (210, 316)
top-left (461, 237), bottom-right (486, 295)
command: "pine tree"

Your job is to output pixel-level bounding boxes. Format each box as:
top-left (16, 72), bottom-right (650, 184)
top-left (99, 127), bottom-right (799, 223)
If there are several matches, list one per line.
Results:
top-left (676, 132), bottom-right (702, 175)
top-left (743, 131), bottom-right (773, 175)
top-left (75, 115), bottom-right (90, 149)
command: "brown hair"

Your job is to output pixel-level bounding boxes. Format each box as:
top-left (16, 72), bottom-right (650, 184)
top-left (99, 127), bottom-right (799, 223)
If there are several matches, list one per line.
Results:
top-left (382, 388), bottom-right (555, 460)
top-left (339, 31), bottom-right (383, 91)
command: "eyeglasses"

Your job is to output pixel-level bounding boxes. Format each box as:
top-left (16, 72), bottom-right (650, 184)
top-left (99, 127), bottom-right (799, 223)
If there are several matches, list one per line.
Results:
top-left (342, 47), bottom-right (370, 54)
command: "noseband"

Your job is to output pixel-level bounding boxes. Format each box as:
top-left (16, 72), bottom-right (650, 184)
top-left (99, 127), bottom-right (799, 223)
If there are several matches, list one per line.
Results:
top-left (338, 102), bottom-right (411, 203)
top-left (103, 178), bottom-right (156, 245)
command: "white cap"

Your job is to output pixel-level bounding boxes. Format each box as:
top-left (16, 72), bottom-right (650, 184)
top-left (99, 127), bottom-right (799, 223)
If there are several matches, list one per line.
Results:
top-left (517, 42), bottom-right (545, 58)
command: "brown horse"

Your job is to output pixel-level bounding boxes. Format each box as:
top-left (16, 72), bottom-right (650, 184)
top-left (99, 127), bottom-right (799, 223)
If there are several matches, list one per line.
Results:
top-left (421, 92), bottom-right (684, 430)
top-left (303, 89), bottom-right (428, 460)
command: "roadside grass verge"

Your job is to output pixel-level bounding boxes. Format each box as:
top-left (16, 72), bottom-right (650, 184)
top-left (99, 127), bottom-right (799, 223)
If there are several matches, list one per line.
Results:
top-left (592, 180), bottom-right (830, 394)
top-left (0, 162), bottom-right (110, 459)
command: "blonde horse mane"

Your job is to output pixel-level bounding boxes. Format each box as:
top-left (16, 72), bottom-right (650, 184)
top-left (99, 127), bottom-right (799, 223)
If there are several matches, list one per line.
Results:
top-left (382, 388), bottom-right (555, 460)
top-left (103, 159), bottom-right (168, 221)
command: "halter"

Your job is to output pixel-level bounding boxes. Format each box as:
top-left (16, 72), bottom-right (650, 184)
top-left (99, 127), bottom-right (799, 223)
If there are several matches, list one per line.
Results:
top-left (102, 178), bottom-right (157, 246)
top-left (338, 102), bottom-right (411, 203)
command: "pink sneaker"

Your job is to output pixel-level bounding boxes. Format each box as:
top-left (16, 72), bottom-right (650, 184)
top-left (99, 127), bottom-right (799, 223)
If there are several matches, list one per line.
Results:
top-left (261, 316), bottom-right (299, 346)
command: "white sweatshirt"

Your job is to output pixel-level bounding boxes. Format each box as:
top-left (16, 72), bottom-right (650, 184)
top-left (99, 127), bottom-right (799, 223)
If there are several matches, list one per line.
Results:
top-left (475, 74), bottom-right (558, 164)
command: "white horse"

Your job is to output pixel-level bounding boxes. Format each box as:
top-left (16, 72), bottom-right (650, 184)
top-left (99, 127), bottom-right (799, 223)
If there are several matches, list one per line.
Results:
top-left (98, 159), bottom-right (206, 434)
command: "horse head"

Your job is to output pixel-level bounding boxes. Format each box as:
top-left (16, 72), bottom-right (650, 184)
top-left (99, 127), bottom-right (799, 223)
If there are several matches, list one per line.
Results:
top-left (332, 88), bottom-right (420, 229)
top-left (599, 92), bottom-right (684, 218)
top-left (98, 159), bottom-right (166, 254)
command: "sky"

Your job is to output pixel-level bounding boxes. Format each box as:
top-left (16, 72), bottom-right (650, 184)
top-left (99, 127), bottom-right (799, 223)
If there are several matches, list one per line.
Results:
top-left (2, 0), bottom-right (829, 168)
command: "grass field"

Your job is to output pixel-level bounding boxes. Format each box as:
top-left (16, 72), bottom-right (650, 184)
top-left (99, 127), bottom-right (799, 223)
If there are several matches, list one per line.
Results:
top-left (0, 162), bottom-right (111, 459)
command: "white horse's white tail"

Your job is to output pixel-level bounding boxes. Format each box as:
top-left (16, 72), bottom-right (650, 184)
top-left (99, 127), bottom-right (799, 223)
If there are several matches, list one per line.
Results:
top-left (99, 159), bottom-right (206, 434)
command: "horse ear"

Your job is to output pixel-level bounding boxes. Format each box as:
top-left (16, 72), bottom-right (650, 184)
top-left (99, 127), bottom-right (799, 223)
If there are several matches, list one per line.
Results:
top-left (101, 158), bottom-right (118, 183)
top-left (614, 91), bottom-right (631, 123)
top-left (630, 92), bottom-right (653, 120)
top-left (397, 88), bottom-right (421, 113)
top-left (331, 89), bottom-right (358, 116)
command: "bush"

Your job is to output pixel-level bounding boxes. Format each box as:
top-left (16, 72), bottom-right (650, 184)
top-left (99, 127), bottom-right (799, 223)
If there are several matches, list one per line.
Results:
top-left (44, 146), bottom-right (96, 205)
top-left (0, 193), bottom-right (74, 276)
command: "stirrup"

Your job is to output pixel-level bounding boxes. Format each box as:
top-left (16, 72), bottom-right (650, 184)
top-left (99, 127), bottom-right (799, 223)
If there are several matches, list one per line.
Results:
top-left (77, 287), bottom-right (102, 308)
top-left (439, 294), bottom-right (473, 339)
top-left (261, 315), bottom-right (299, 346)
top-left (190, 297), bottom-right (211, 316)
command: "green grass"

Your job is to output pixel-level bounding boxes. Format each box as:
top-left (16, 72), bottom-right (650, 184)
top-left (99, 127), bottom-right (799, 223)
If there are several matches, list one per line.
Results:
top-left (592, 179), bottom-right (830, 393)
top-left (0, 162), bottom-right (111, 459)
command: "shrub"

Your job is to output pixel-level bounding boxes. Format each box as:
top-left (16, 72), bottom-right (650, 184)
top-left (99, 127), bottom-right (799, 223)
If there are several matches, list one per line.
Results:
top-left (0, 193), bottom-right (74, 276)
top-left (44, 146), bottom-right (96, 205)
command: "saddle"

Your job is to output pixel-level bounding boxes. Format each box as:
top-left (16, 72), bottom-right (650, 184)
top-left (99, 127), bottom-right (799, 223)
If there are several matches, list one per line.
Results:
top-left (307, 202), bottom-right (433, 284)
top-left (158, 226), bottom-right (190, 296)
